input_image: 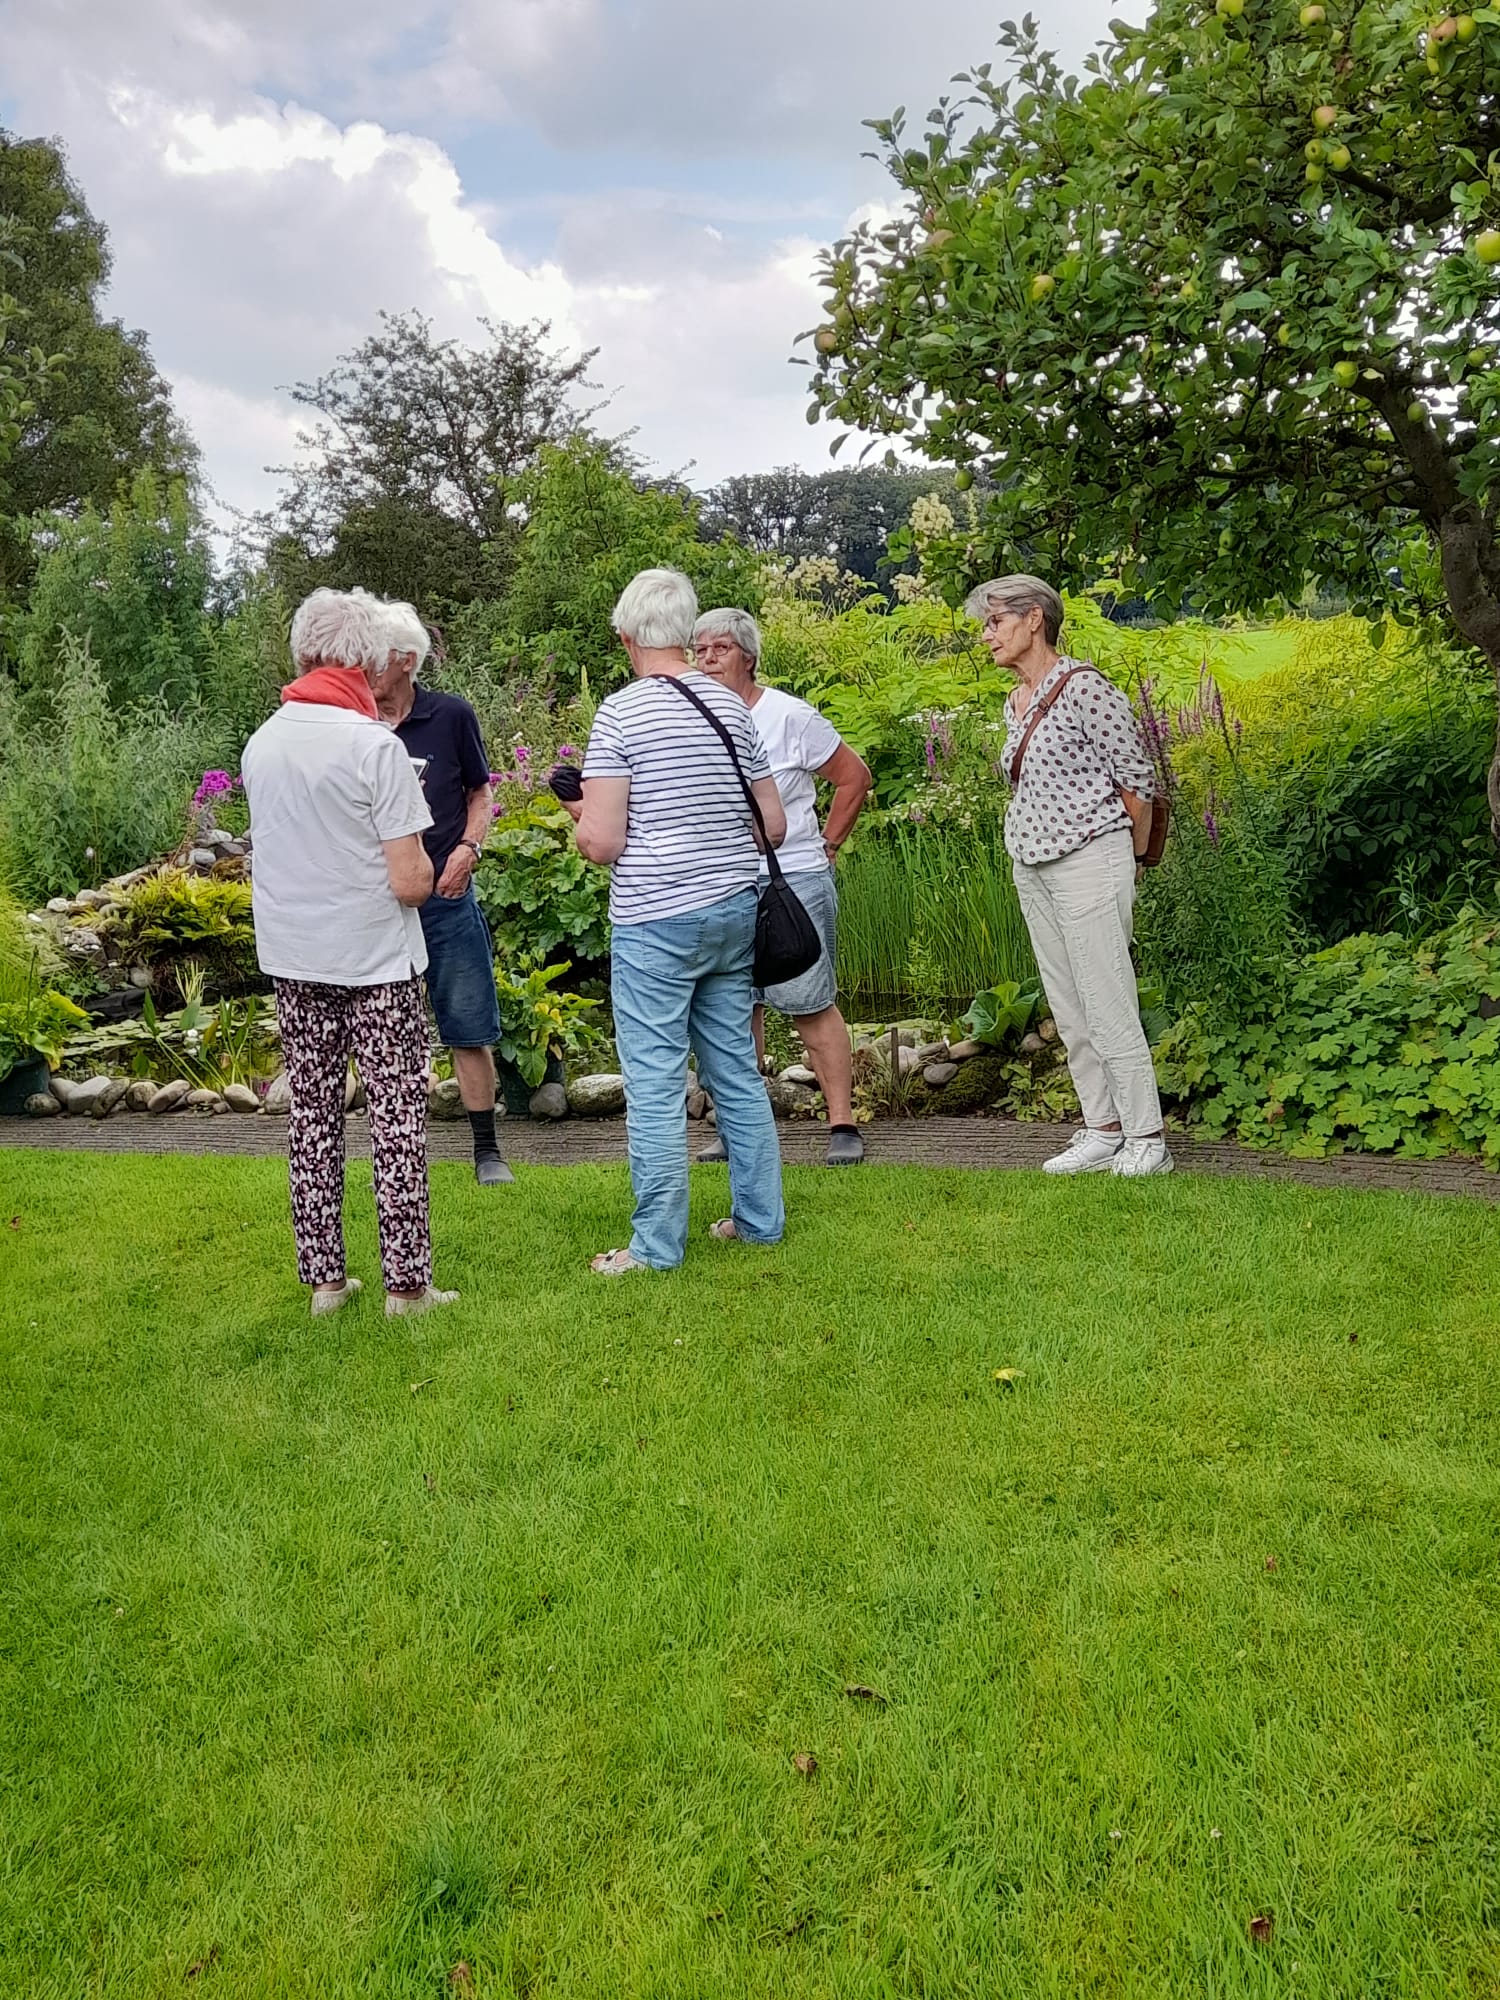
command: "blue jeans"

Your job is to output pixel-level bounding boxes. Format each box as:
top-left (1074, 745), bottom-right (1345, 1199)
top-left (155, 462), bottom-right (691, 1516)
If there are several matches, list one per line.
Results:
top-left (417, 885), bottom-right (502, 1049)
top-left (610, 889), bottom-right (784, 1269)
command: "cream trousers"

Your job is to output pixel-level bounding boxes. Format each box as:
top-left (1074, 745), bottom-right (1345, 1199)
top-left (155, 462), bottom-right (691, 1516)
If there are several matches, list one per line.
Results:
top-left (1012, 827), bottom-right (1163, 1139)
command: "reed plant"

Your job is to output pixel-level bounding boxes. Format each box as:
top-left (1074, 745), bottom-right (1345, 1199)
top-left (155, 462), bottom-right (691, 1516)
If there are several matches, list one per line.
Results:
top-left (836, 822), bottom-right (1035, 1012)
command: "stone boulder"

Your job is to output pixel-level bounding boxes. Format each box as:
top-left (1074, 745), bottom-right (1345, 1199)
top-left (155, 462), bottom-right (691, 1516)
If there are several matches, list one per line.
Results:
top-left (948, 1039), bottom-right (985, 1062)
top-left (528, 1081), bottom-right (569, 1121)
top-left (685, 1082), bottom-right (710, 1121)
top-left (124, 1080), bottom-right (157, 1112)
top-left (148, 1078), bottom-right (192, 1114)
top-left (49, 1077), bottom-right (76, 1110)
top-left (185, 1089), bottom-right (225, 1111)
top-left (67, 1076), bottom-right (116, 1117)
top-left (223, 1084), bottom-right (261, 1113)
top-left (778, 1063), bottom-right (819, 1087)
top-left (427, 1078), bottom-right (466, 1120)
top-left (766, 1076), bottom-right (817, 1119)
top-left (567, 1072), bottom-right (626, 1117)
top-left (923, 1061), bottom-right (959, 1088)
top-left (261, 1072), bottom-right (293, 1115)
top-left (344, 1070), bottom-right (366, 1113)
top-left (24, 1092), bottom-right (60, 1117)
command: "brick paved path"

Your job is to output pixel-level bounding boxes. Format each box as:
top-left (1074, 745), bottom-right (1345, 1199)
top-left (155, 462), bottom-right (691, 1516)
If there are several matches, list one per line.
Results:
top-left (3, 1109), bottom-right (1497, 1200)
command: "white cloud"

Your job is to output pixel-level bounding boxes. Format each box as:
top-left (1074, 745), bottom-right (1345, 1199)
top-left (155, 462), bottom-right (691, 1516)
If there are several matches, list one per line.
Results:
top-left (0, 0), bottom-right (1116, 533)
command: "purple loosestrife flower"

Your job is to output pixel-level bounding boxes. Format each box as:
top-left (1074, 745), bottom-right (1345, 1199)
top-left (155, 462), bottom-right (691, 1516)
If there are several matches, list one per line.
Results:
top-left (192, 769), bottom-right (237, 810)
top-left (558, 743), bottom-right (578, 760)
top-left (514, 744), bottom-right (530, 761)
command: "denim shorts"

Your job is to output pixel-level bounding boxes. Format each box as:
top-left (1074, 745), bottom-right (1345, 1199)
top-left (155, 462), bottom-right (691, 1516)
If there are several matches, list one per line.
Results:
top-left (752, 866), bottom-right (839, 1015)
top-left (418, 886), bottom-right (502, 1048)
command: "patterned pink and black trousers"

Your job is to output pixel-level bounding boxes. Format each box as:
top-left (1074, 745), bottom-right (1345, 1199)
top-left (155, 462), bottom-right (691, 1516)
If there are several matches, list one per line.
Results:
top-left (273, 976), bottom-right (432, 1294)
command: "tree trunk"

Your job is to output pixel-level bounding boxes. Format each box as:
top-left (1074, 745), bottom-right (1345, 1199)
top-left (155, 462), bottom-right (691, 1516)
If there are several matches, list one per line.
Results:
top-left (1436, 507), bottom-right (1500, 842)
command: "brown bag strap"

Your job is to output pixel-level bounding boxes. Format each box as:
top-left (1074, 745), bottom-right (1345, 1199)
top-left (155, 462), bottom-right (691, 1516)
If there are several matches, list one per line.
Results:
top-left (1006, 666), bottom-right (1094, 785)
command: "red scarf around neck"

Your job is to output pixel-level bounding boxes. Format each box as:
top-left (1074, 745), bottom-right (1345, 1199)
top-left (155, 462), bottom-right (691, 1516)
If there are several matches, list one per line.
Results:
top-left (280, 665), bottom-right (378, 719)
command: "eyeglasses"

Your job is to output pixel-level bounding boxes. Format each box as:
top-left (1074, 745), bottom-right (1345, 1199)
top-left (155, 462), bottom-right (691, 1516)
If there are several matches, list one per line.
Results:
top-left (982, 608), bottom-right (1025, 630)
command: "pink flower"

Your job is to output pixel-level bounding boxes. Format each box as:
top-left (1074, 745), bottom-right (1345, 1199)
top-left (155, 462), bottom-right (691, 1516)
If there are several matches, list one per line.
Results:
top-left (558, 743), bottom-right (578, 760)
top-left (192, 769), bottom-right (237, 809)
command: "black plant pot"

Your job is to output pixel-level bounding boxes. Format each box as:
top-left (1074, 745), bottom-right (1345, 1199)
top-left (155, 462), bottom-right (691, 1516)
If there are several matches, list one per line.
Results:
top-left (0, 1056), bottom-right (51, 1116)
top-left (496, 1051), bottom-right (565, 1119)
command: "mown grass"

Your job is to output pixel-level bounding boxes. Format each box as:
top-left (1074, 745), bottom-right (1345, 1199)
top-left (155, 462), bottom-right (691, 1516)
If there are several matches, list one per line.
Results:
top-left (1, 1152), bottom-right (1498, 1999)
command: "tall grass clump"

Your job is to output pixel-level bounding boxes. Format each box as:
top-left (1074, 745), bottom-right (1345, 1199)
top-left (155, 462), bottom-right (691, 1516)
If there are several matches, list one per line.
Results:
top-left (837, 823), bottom-right (1035, 1011)
top-left (0, 634), bottom-right (210, 901)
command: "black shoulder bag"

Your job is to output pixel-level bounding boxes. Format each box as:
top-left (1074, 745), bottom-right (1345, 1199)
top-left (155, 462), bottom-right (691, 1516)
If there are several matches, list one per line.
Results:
top-left (655, 675), bottom-right (823, 987)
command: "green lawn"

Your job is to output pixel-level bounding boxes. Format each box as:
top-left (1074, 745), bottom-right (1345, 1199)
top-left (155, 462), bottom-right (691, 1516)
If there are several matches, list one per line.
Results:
top-left (2, 1153), bottom-right (1498, 1999)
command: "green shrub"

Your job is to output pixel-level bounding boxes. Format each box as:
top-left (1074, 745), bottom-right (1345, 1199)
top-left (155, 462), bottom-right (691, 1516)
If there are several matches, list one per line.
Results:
top-left (1164, 619), bottom-right (1497, 944)
top-left (1156, 911), bottom-right (1500, 1161)
top-left (17, 472), bottom-right (215, 709)
top-left (99, 869), bottom-right (260, 998)
top-left (494, 958), bottom-right (601, 1088)
top-left (0, 634), bottom-right (209, 900)
top-left (474, 800), bottom-right (609, 970)
top-left (0, 985), bottom-right (88, 1074)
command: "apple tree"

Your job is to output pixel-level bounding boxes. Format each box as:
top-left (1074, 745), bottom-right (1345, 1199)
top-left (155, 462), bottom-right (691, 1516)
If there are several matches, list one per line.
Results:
top-left (805, 1), bottom-right (1500, 820)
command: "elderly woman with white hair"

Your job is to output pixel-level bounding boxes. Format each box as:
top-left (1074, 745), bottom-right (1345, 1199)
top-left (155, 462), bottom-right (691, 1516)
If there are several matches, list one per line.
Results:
top-left (240, 587), bottom-right (459, 1315)
top-left (971, 572), bottom-right (1172, 1178)
top-left (563, 567), bottom-right (788, 1274)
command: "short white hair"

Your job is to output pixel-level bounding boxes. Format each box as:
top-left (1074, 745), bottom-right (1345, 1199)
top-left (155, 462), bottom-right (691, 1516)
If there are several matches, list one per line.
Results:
top-left (693, 607), bottom-right (761, 668)
top-left (963, 573), bottom-right (1065, 646)
top-left (612, 567), bottom-right (698, 650)
top-left (379, 597), bottom-right (432, 670)
top-left (289, 587), bottom-right (389, 672)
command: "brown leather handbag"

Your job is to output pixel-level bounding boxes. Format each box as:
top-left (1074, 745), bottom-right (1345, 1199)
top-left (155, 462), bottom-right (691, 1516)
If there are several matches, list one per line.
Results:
top-left (1007, 665), bottom-right (1170, 868)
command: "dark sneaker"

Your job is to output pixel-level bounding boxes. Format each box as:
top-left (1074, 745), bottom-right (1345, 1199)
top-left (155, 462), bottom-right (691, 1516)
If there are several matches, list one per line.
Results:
top-left (826, 1126), bottom-right (865, 1166)
top-left (695, 1137), bottom-right (729, 1165)
top-left (475, 1153), bottom-right (516, 1186)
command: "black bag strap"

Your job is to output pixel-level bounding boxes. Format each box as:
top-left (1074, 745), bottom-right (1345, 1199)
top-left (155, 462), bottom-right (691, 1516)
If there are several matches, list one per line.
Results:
top-left (1006, 665), bottom-right (1097, 785)
top-left (652, 673), bottom-right (786, 883)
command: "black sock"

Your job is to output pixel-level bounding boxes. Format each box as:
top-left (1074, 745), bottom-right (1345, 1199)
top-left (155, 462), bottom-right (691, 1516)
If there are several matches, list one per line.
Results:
top-left (468, 1108), bottom-right (498, 1159)
top-left (829, 1123), bottom-right (859, 1134)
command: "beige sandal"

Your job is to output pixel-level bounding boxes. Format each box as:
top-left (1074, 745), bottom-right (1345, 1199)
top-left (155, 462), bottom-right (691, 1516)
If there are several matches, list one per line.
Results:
top-left (590, 1248), bottom-right (648, 1276)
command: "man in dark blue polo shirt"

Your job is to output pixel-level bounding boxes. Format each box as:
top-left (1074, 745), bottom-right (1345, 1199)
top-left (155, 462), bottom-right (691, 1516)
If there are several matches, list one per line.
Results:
top-left (371, 598), bottom-right (511, 1186)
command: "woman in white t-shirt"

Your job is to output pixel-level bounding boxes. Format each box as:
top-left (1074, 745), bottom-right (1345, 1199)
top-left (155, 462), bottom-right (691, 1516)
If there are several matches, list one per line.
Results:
top-left (692, 609), bottom-right (872, 1166)
top-left (241, 588), bottom-right (460, 1318)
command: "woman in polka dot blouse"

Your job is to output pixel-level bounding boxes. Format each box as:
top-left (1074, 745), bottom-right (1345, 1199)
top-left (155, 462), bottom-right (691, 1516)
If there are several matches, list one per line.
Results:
top-left (969, 573), bottom-right (1172, 1178)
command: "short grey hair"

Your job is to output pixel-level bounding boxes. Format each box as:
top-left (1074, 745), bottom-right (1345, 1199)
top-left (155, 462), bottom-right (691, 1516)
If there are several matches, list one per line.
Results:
top-left (612, 567), bottom-right (698, 650)
top-left (964, 573), bottom-right (1065, 647)
top-left (378, 597), bottom-right (432, 670)
top-left (289, 587), bottom-right (390, 673)
top-left (693, 607), bottom-right (762, 668)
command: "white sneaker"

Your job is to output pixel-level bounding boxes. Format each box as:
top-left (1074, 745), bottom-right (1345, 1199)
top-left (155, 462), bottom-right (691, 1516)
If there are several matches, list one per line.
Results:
top-left (1042, 1129), bottom-right (1124, 1175)
top-left (1111, 1136), bottom-right (1175, 1177)
top-left (385, 1284), bottom-right (460, 1318)
top-left (310, 1277), bottom-right (361, 1317)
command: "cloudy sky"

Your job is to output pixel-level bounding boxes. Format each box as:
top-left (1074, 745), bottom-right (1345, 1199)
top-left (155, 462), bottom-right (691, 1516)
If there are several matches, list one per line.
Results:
top-left (1, 0), bottom-right (1113, 529)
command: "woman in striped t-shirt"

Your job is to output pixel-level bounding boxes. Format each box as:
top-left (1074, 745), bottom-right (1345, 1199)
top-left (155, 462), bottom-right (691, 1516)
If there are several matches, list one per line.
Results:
top-left (565, 568), bottom-right (788, 1275)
